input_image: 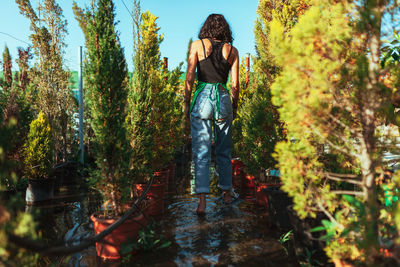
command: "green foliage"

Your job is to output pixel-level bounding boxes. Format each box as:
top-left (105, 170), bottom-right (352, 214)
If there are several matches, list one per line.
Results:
top-left (299, 247), bottom-right (322, 267)
top-left (127, 6), bottom-right (157, 182)
top-left (75, 0), bottom-right (130, 215)
top-left (0, 46), bottom-right (34, 188)
top-left (278, 229), bottom-right (293, 256)
top-left (121, 222), bottom-right (171, 263)
top-left (233, 0), bottom-right (290, 176)
top-left (0, 210), bottom-right (39, 266)
top-left (232, 58), bottom-right (253, 158)
top-left (151, 64), bottom-right (184, 171)
top-left (238, 84), bottom-right (285, 176)
top-left (278, 229), bottom-right (293, 244)
top-left (0, 103), bottom-right (39, 265)
top-left (266, 0), bottom-right (400, 263)
top-left (23, 112), bottom-right (53, 179)
top-left (127, 6), bottom-right (183, 181)
top-left (1, 45), bottom-right (12, 90)
top-left (16, 0), bottom-right (75, 163)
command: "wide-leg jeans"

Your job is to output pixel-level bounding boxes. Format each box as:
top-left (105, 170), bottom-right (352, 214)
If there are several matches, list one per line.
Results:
top-left (190, 83), bottom-right (233, 194)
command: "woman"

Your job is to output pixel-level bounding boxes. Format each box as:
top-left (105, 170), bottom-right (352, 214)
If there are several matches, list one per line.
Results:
top-left (184, 14), bottom-right (240, 215)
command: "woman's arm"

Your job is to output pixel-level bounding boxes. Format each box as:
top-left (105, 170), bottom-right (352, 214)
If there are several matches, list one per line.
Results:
top-left (230, 48), bottom-right (240, 119)
top-left (184, 42), bottom-right (198, 120)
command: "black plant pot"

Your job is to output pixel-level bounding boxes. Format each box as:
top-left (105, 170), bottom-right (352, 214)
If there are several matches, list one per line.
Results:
top-left (286, 205), bottom-right (329, 264)
top-left (264, 186), bottom-right (293, 230)
top-left (25, 178), bottom-right (55, 205)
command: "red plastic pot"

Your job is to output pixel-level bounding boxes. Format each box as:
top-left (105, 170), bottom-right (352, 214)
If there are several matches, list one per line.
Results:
top-left (90, 212), bottom-right (146, 260)
top-left (232, 159), bottom-right (245, 189)
top-left (134, 183), bottom-right (165, 216)
top-left (244, 173), bottom-right (255, 188)
top-left (154, 169), bottom-right (170, 191)
top-left (231, 159), bottom-right (244, 176)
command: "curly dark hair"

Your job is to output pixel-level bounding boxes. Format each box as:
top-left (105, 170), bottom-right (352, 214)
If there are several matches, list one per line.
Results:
top-left (198, 14), bottom-right (233, 43)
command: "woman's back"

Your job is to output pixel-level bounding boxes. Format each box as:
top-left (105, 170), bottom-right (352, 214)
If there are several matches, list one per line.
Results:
top-left (197, 38), bottom-right (233, 84)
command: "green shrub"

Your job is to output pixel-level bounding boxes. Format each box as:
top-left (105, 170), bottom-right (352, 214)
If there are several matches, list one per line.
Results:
top-left (24, 112), bottom-right (53, 179)
top-left (238, 85), bottom-right (284, 176)
top-left (151, 65), bottom-right (184, 171)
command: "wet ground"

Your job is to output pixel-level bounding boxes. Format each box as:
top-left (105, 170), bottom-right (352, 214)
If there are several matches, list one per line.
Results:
top-left (22, 159), bottom-right (301, 267)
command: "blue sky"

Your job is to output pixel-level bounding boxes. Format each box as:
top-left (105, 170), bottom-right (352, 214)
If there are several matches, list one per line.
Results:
top-left (0, 0), bottom-right (259, 71)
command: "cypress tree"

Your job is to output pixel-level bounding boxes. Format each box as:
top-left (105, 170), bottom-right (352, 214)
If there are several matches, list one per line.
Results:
top-left (75, 0), bottom-right (129, 215)
top-left (235, 0), bottom-right (308, 175)
top-left (127, 4), bottom-right (184, 181)
top-left (127, 3), bottom-right (158, 182)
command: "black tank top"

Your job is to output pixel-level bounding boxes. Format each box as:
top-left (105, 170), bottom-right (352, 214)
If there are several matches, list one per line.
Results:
top-left (197, 38), bottom-right (233, 84)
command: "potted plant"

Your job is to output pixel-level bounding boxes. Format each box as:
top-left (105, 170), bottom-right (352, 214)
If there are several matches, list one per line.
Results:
top-left (236, 75), bottom-right (285, 194)
top-left (151, 65), bottom-right (184, 194)
top-left (255, 169), bottom-right (281, 207)
top-left (126, 8), bottom-right (169, 217)
top-left (74, 0), bottom-right (145, 260)
top-left (24, 112), bottom-right (54, 204)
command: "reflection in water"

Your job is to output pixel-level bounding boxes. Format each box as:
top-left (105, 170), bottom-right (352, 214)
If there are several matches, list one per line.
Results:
top-left (28, 158), bottom-right (295, 266)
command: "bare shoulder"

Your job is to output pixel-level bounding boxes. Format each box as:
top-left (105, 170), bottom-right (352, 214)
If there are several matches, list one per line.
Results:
top-left (223, 43), bottom-right (238, 64)
top-left (191, 40), bottom-right (203, 50)
top-left (223, 43), bottom-right (238, 55)
top-left (231, 45), bottom-right (239, 57)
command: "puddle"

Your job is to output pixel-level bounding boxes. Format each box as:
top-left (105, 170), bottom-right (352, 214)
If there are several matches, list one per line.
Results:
top-left (21, 157), bottom-right (298, 266)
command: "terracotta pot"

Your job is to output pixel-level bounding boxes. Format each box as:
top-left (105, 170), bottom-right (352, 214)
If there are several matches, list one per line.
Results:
top-left (25, 178), bottom-right (55, 205)
top-left (255, 183), bottom-right (281, 207)
top-left (90, 212), bottom-right (146, 260)
top-left (134, 183), bottom-right (164, 216)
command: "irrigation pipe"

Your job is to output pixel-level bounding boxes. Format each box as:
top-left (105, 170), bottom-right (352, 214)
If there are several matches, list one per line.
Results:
top-left (7, 175), bottom-right (155, 256)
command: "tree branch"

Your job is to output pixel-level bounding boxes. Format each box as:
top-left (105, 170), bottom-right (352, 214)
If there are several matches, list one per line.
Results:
top-left (317, 202), bottom-right (344, 230)
top-left (331, 190), bottom-right (364, 196)
top-left (312, 127), bottom-right (358, 158)
top-left (326, 113), bottom-right (361, 138)
top-left (325, 172), bottom-right (363, 185)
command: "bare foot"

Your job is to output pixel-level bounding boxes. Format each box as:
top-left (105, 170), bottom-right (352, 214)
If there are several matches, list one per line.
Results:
top-left (196, 193), bottom-right (206, 215)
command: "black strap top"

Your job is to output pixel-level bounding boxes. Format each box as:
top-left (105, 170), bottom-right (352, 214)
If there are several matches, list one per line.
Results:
top-left (197, 38), bottom-right (233, 84)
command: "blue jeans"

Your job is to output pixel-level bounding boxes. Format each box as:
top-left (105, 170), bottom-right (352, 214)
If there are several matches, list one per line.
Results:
top-left (191, 84), bottom-right (233, 194)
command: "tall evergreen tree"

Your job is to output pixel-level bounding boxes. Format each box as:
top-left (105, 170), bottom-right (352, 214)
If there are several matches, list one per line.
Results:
top-left (235, 0), bottom-right (307, 175)
top-left (75, 0), bottom-right (130, 215)
top-left (16, 0), bottom-right (75, 163)
top-left (268, 0), bottom-right (400, 262)
top-left (127, 3), bottom-right (158, 182)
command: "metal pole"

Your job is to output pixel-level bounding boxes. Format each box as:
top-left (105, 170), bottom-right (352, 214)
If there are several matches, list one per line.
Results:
top-left (78, 46), bottom-right (84, 170)
top-left (245, 53), bottom-right (250, 88)
top-left (163, 57), bottom-right (168, 69)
